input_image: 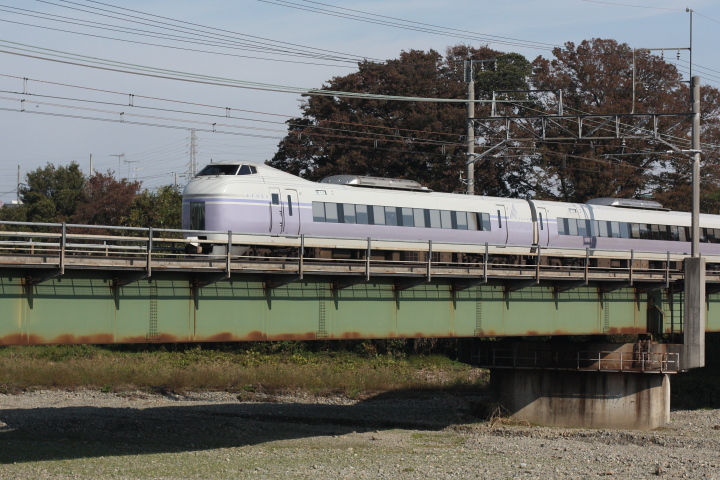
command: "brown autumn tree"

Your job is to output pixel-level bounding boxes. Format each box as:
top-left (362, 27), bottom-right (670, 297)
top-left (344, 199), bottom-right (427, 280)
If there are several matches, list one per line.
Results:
top-left (268, 46), bottom-right (535, 197)
top-left (71, 172), bottom-right (142, 226)
top-left (530, 38), bottom-right (720, 210)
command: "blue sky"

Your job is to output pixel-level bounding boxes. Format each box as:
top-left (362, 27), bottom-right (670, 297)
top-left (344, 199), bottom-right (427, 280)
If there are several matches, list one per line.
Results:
top-left (0, 0), bottom-right (718, 203)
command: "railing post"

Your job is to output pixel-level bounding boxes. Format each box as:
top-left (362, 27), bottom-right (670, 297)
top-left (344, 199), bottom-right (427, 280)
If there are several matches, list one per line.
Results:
top-left (299, 234), bottom-right (305, 280)
top-left (226, 230), bottom-right (232, 278)
top-left (483, 242), bottom-right (488, 281)
top-left (60, 222), bottom-right (66, 274)
top-left (146, 227), bottom-right (153, 277)
top-left (427, 240), bottom-right (433, 282)
top-left (365, 237), bottom-right (371, 281)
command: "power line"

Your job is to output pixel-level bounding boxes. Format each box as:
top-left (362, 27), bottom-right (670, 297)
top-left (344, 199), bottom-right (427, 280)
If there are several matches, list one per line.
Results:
top-left (0, 40), bottom-right (523, 103)
top-left (257, 0), bottom-right (556, 51)
top-left (579, 0), bottom-right (684, 11)
top-left (0, 15), bottom-right (357, 68)
top-left (41, 0), bottom-right (377, 63)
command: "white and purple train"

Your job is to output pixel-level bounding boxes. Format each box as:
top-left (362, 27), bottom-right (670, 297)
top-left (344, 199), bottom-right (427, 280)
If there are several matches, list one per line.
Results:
top-left (181, 160), bottom-right (720, 263)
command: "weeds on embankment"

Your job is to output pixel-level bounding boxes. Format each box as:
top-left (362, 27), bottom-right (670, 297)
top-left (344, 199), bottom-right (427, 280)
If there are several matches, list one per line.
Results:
top-left (0, 342), bottom-right (488, 397)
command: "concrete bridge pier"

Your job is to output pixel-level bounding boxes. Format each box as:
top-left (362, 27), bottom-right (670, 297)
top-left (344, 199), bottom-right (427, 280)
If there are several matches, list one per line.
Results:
top-left (490, 369), bottom-right (670, 430)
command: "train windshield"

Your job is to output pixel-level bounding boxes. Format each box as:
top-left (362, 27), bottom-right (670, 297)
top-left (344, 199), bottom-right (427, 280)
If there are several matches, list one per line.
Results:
top-left (197, 165), bottom-right (239, 176)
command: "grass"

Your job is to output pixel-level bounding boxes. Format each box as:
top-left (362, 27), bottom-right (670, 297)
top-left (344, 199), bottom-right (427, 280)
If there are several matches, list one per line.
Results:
top-left (0, 343), bottom-right (488, 397)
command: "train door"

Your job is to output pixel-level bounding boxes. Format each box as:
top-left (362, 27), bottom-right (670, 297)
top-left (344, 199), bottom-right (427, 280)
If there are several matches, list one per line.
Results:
top-left (269, 187), bottom-right (284, 234)
top-left (496, 204), bottom-right (508, 243)
top-left (536, 206), bottom-right (550, 246)
top-left (283, 189), bottom-right (300, 235)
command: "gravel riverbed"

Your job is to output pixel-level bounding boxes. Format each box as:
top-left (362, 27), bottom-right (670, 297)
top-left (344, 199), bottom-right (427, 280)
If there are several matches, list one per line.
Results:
top-left (0, 389), bottom-right (718, 479)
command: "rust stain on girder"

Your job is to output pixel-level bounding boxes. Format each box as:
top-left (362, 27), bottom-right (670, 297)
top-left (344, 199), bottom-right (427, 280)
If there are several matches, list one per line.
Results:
top-left (607, 326), bottom-right (647, 335)
top-left (0, 333), bottom-right (45, 345)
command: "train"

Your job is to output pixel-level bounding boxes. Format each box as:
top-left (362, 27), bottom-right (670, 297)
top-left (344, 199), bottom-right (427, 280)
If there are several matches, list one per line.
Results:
top-left (181, 160), bottom-right (720, 266)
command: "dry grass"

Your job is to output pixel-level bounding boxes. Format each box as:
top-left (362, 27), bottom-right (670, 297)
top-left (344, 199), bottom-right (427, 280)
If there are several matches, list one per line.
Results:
top-left (0, 345), bottom-right (488, 397)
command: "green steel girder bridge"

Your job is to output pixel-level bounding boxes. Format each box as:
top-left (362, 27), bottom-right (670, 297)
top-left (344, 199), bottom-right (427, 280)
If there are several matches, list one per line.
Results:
top-left (0, 221), bottom-right (715, 346)
top-left (0, 221), bottom-right (714, 429)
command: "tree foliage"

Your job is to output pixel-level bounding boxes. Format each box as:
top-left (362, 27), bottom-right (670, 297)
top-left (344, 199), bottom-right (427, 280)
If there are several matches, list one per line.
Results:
top-left (0, 164), bottom-right (182, 229)
top-left (530, 38), bottom-right (720, 208)
top-left (126, 185), bottom-right (182, 230)
top-left (71, 172), bottom-right (142, 226)
top-left (268, 46), bottom-right (534, 196)
top-left (5, 162), bottom-right (86, 223)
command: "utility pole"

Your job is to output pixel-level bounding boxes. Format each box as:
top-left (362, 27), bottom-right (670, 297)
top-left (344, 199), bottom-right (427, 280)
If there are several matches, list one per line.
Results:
top-left (16, 165), bottom-right (20, 204)
top-left (691, 75), bottom-right (701, 258)
top-left (463, 59), bottom-right (497, 195)
top-left (189, 129), bottom-right (198, 176)
top-left (465, 61), bottom-right (475, 195)
top-left (683, 75), bottom-right (705, 370)
top-left (89, 154), bottom-right (93, 176)
top-left (110, 153), bottom-right (125, 179)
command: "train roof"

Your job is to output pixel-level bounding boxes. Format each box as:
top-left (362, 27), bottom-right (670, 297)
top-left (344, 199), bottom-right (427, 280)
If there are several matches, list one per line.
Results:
top-left (319, 175), bottom-right (431, 192)
top-left (586, 197), bottom-right (668, 211)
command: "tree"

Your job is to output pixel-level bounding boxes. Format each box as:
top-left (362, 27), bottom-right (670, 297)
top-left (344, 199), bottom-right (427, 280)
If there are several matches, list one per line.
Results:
top-left (71, 172), bottom-right (142, 226)
top-left (126, 185), bottom-right (182, 230)
top-left (0, 162), bottom-right (86, 223)
top-left (268, 46), bottom-right (535, 196)
top-left (530, 38), bottom-right (720, 208)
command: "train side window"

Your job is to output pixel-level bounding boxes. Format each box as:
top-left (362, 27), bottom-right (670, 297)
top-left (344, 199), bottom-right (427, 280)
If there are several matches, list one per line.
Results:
top-left (373, 206), bottom-right (386, 225)
top-left (639, 224), bottom-right (650, 239)
top-left (456, 211), bottom-right (468, 230)
top-left (480, 213), bottom-right (491, 231)
top-left (497, 210), bottom-right (502, 228)
top-left (440, 210), bottom-right (452, 229)
top-left (576, 219), bottom-right (589, 236)
top-left (557, 218), bottom-right (566, 235)
top-left (591, 220), bottom-right (599, 237)
top-left (630, 223), bottom-right (639, 239)
top-left (538, 213), bottom-right (544, 230)
top-left (598, 221), bottom-right (609, 237)
top-left (467, 212), bottom-right (479, 230)
top-left (356, 205), bottom-right (369, 224)
top-left (702, 228), bottom-right (710, 243)
top-left (413, 208), bottom-right (425, 228)
top-left (567, 219), bottom-right (578, 236)
top-left (385, 207), bottom-right (398, 226)
top-left (659, 225), bottom-right (670, 241)
top-left (650, 224), bottom-right (658, 240)
top-left (343, 204), bottom-right (356, 224)
top-left (429, 209), bottom-right (441, 228)
top-left (312, 202), bottom-right (325, 222)
top-left (401, 208), bottom-right (414, 227)
top-left (189, 202), bottom-right (205, 230)
top-left (287, 196), bottom-right (293, 216)
top-left (619, 222), bottom-right (630, 238)
top-left (271, 193), bottom-right (280, 205)
top-left (324, 202), bottom-right (339, 223)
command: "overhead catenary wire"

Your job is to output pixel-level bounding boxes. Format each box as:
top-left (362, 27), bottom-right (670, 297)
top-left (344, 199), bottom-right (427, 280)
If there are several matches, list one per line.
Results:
top-left (0, 15), bottom-right (357, 68)
top-left (0, 40), bottom-right (527, 104)
top-left (38, 0), bottom-right (377, 63)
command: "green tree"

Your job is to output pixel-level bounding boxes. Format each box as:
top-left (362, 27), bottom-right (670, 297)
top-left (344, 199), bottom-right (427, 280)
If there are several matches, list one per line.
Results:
top-left (1, 162), bottom-right (86, 223)
top-left (268, 46), bottom-right (534, 196)
top-left (127, 185), bottom-right (182, 230)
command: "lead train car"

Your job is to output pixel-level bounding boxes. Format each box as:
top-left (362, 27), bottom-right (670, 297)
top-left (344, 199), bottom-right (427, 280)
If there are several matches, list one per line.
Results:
top-left (182, 161), bottom-right (720, 259)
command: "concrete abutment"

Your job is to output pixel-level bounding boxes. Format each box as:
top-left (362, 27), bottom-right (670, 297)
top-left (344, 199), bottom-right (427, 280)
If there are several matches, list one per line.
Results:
top-left (490, 369), bottom-right (670, 430)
